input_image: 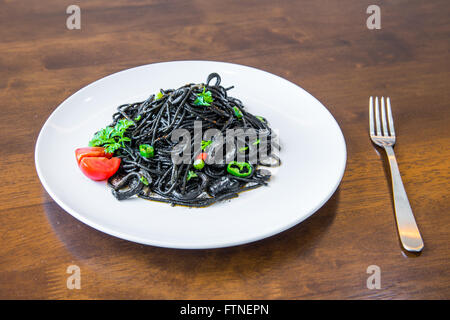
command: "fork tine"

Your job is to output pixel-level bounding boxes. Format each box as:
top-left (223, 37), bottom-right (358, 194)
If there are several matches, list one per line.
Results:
top-left (374, 97), bottom-right (381, 135)
top-left (381, 97), bottom-right (389, 136)
top-left (369, 96), bottom-right (374, 136)
top-left (386, 97), bottom-right (395, 136)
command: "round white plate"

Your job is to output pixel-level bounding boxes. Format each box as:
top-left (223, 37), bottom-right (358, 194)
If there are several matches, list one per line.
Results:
top-left (35, 61), bottom-right (346, 249)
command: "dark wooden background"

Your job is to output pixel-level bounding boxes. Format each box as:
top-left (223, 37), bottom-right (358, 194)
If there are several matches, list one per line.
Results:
top-left (0, 0), bottom-right (449, 299)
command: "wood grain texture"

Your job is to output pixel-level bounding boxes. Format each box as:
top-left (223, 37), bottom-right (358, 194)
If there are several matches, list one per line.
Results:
top-left (0, 0), bottom-right (449, 299)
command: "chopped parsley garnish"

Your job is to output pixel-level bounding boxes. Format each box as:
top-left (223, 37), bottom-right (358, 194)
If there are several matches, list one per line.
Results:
top-left (194, 88), bottom-right (213, 106)
top-left (140, 176), bottom-right (149, 185)
top-left (232, 106), bottom-right (243, 119)
top-left (187, 170), bottom-right (198, 181)
top-left (89, 119), bottom-right (134, 154)
top-left (156, 91), bottom-right (164, 100)
top-left (201, 140), bottom-right (213, 151)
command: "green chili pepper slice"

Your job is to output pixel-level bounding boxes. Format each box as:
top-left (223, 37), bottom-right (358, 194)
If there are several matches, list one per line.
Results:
top-left (139, 144), bottom-right (154, 158)
top-left (227, 161), bottom-right (252, 177)
top-left (193, 158), bottom-right (205, 170)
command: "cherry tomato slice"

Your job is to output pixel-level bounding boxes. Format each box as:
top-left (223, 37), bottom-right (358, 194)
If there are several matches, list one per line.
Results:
top-left (79, 157), bottom-right (121, 181)
top-left (196, 152), bottom-right (208, 161)
top-left (75, 147), bottom-right (112, 165)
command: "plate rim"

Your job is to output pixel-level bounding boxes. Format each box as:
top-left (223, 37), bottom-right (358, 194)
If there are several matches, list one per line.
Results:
top-left (35, 60), bottom-right (347, 249)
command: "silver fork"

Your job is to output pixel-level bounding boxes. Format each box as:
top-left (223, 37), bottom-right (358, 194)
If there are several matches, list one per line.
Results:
top-left (369, 97), bottom-right (424, 252)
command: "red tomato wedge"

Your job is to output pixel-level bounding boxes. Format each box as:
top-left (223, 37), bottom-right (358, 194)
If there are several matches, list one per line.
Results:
top-left (196, 153), bottom-right (208, 161)
top-left (75, 147), bottom-right (112, 165)
top-left (79, 157), bottom-right (121, 181)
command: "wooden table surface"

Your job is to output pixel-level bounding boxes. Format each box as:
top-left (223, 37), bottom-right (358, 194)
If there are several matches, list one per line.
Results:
top-left (0, 0), bottom-right (449, 300)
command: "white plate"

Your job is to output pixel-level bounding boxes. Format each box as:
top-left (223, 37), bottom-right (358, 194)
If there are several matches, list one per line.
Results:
top-left (35, 61), bottom-right (346, 249)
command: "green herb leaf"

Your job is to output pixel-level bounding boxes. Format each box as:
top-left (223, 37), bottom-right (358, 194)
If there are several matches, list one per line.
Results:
top-left (232, 106), bottom-right (243, 119)
top-left (255, 115), bottom-right (265, 122)
top-left (134, 115), bottom-right (142, 121)
top-left (156, 91), bottom-right (164, 100)
top-left (187, 170), bottom-right (198, 181)
top-left (140, 176), bottom-right (149, 185)
top-left (201, 140), bottom-right (213, 151)
top-left (252, 139), bottom-right (260, 145)
top-left (115, 119), bottom-right (134, 133)
top-left (89, 127), bottom-right (114, 147)
top-left (239, 146), bottom-right (249, 153)
top-left (88, 118), bottom-right (135, 154)
top-left (104, 142), bottom-right (121, 154)
top-left (194, 88), bottom-right (213, 106)
top-left (119, 137), bottom-right (131, 147)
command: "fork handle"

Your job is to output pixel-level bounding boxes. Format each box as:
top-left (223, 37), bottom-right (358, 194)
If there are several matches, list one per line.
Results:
top-left (384, 146), bottom-right (424, 252)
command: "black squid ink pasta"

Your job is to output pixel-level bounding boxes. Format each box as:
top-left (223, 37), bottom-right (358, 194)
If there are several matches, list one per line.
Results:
top-left (89, 73), bottom-right (281, 207)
